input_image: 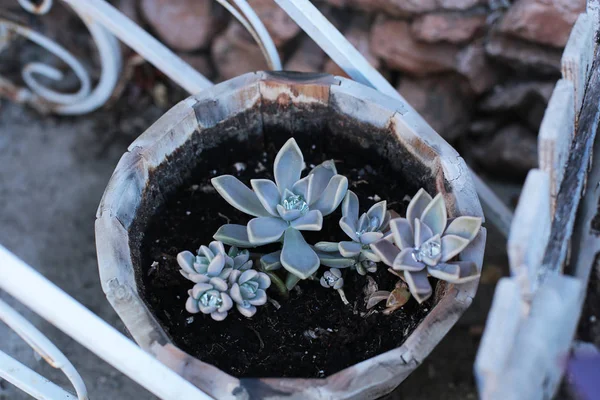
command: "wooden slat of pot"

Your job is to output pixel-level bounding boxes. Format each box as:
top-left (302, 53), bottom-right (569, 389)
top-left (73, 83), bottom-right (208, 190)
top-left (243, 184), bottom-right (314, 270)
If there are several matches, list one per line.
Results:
top-left (507, 169), bottom-right (551, 298)
top-left (479, 275), bottom-right (582, 400)
top-left (96, 148), bottom-right (149, 229)
top-left (95, 214), bottom-right (170, 350)
top-left (538, 79), bottom-right (575, 212)
top-left (562, 13), bottom-right (595, 119)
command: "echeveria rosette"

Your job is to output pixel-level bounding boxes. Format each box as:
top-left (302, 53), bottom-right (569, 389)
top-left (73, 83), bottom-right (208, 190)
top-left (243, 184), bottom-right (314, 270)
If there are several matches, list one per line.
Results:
top-left (319, 268), bottom-right (349, 305)
top-left (177, 241), bottom-right (252, 284)
top-left (211, 138), bottom-right (348, 280)
top-left (316, 190), bottom-right (390, 275)
top-left (229, 269), bottom-right (271, 317)
top-left (177, 242), bottom-right (235, 321)
top-left (370, 189), bottom-right (482, 304)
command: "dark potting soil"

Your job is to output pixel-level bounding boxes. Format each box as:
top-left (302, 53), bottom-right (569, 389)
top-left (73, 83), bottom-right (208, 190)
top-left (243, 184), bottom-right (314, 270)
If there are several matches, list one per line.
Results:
top-left (140, 137), bottom-right (435, 378)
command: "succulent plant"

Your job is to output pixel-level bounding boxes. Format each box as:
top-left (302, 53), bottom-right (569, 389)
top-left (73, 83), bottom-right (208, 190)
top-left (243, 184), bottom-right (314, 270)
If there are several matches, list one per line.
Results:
top-left (366, 281), bottom-right (411, 315)
top-left (229, 269), bottom-right (271, 317)
top-left (370, 189), bottom-right (482, 303)
top-left (316, 190), bottom-right (390, 275)
top-left (177, 241), bottom-right (252, 283)
top-left (320, 268), bottom-right (349, 305)
top-left (212, 138), bottom-right (348, 281)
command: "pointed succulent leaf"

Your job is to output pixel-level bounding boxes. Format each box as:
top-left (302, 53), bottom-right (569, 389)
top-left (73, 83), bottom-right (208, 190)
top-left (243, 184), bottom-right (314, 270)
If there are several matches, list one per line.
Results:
top-left (281, 228), bottom-right (320, 279)
top-left (290, 209), bottom-right (323, 231)
top-left (250, 179), bottom-right (280, 216)
top-left (390, 218), bottom-right (414, 250)
top-left (198, 245), bottom-right (213, 261)
top-left (421, 193), bottom-right (447, 236)
top-left (260, 251), bottom-right (282, 271)
top-left (380, 211), bottom-right (392, 232)
top-left (308, 160), bottom-right (337, 203)
top-left (177, 251), bottom-right (196, 275)
top-left (239, 269), bottom-right (258, 284)
top-left (315, 250), bottom-right (355, 268)
top-left (338, 241), bottom-right (362, 257)
top-left (385, 283), bottom-right (411, 310)
top-left (360, 231), bottom-right (384, 245)
top-left (207, 253), bottom-right (226, 276)
top-left (393, 247), bottom-right (425, 271)
top-left (285, 272), bottom-right (302, 290)
top-left (342, 190), bottom-right (360, 222)
top-left (404, 270), bottom-right (432, 304)
top-left (340, 216), bottom-right (359, 242)
top-left (427, 261), bottom-right (479, 283)
top-left (274, 138), bottom-right (304, 193)
top-left (407, 188), bottom-right (433, 229)
top-left (211, 175), bottom-right (270, 217)
top-left (247, 217), bottom-right (288, 245)
top-left (441, 234), bottom-right (471, 262)
top-left (357, 213), bottom-right (369, 233)
top-left (366, 201), bottom-right (387, 229)
top-left (370, 239), bottom-right (400, 266)
top-left (366, 291), bottom-right (391, 309)
top-left (444, 216), bottom-right (482, 241)
top-left (314, 241), bottom-right (340, 252)
top-left (419, 234), bottom-right (443, 266)
top-left (291, 174), bottom-right (313, 204)
top-left (310, 175), bottom-right (348, 216)
top-left (276, 204), bottom-right (304, 221)
top-left (214, 224), bottom-right (254, 248)
top-left (414, 218), bottom-right (434, 248)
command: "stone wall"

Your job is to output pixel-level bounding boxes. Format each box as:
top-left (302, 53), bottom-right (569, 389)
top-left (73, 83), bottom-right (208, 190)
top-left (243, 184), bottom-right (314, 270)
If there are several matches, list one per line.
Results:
top-left (130, 0), bottom-right (585, 180)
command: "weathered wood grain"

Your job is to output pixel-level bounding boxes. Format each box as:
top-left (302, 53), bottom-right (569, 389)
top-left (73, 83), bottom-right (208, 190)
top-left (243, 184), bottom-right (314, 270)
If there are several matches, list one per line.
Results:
top-left (538, 80), bottom-right (575, 210)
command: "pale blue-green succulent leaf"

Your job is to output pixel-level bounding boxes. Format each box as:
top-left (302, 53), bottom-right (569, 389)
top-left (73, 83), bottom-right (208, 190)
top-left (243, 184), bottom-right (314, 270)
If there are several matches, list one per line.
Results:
top-left (427, 261), bottom-right (479, 283)
top-left (185, 296), bottom-right (200, 313)
top-left (209, 241), bottom-right (225, 257)
top-left (421, 193), bottom-right (447, 237)
top-left (414, 218), bottom-right (433, 248)
top-left (209, 276), bottom-right (228, 292)
top-left (311, 175), bottom-right (348, 216)
top-left (314, 241), bottom-right (339, 252)
top-left (441, 234), bottom-right (471, 262)
top-left (291, 174), bottom-right (313, 204)
top-left (418, 234), bottom-right (443, 266)
top-left (247, 217), bottom-right (288, 245)
top-left (285, 272), bottom-right (302, 290)
top-left (260, 251), bottom-right (282, 271)
top-left (390, 218), bottom-right (414, 250)
top-left (316, 250), bottom-right (355, 268)
top-left (281, 228), bottom-right (320, 279)
top-left (256, 272), bottom-right (271, 289)
top-left (214, 224), bottom-right (254, 248)
top-left (340, 216), bottom-right (359, 242)
top-left (362, 249), bottom-right (380, 262)
top-left (251, 179), bottom-right (280, 216)
top-left (290, 210), bottom-right (323, 231)
top-left (366, 201), bottom-right (387, 228)
top-left (237, 304), bottom-right (257, 317)
top-left (207, 253), bottom-right (226, 276)
top-left (404, 270), bottom-right (432, 304)
top-left (308, 160), bottom-right (337, 203)
top-left (392, 247), bottom-right (426, 272)
top-left (177, 251), bottom-right (196, 276)
top-left (198, 245), bottom-right (214, 261)
top-left (338, 241), bottom-right (362, 257)
top-left (249, 289), bottom-right (267, 305)
top-left (276, 203), bottom-right (304, 221)
top-left (444, 216), bottom-right (482, 241)
top-left (407, 188), bottom-right (432, 230)
top-left (370, 238), bottom-right (400, 266)
top-left (211, 175), bottom-right (270, 217)
top-left (360, 231), bottom-right (384, 245)
top-left (239, 269), bottom-right (258, 284)
top-left (274, 138), bottom-right (304, 194)
top-left (342, 190), bottom-right (360, 222)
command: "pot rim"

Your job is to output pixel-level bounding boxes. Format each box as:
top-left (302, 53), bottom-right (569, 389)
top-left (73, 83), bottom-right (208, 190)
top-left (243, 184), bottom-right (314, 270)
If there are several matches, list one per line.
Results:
top-left (95, 71), bottom-right (486, 400)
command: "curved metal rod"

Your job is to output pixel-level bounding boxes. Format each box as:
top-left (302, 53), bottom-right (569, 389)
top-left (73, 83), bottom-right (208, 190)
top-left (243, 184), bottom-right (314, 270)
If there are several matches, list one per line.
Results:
top-left (1, 19), bottom-right (92, 106)
top-left (0, 298), bottom-right (88, 400)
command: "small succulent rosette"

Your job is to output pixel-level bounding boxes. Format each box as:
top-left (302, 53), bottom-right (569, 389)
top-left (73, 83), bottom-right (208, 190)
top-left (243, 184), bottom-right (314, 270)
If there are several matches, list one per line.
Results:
top-left (211, 138), bottom-right (348, 281)
top-left (319, 268), bottom-right (349, 305)
top-left (371, 189), bottom-right (482, 303)
top-left (177, 241), bottom-right (252, 284)
top-left (228, 269), bottom-right (271, 317)
top-left (316, 190), bottom-right (391, 275)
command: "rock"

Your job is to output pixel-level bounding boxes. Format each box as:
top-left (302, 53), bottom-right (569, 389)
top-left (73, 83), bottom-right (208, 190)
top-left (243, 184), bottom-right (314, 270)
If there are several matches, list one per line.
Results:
top-left (480, 81), bottom-right (554, 131)
top-left (437, 0), bottom-right (484, 9)
top-left (248, 0), bottom-right (300, 46)
top-left (371, 18), bottom-right (459, 75)
top-left (141, 0), bottom-right (223, 52)
top-left (411, 12), bottom-right (486, 44)
top-left (211, 23), bottom-right (269, 81)
top-left (325, 0), bottom-right (484, 16)
top-left (324, 18), bottom-right (380, 77)
top-left (177, 53), bottom-right (215, 80)
top-left (397, 74), bottom-right (473, 142)
top-left (471, 124), bottom-right (538, 179)
top-left (485, 33), bottom-right (562, 75)
top-left (285, 36), bottom-right (326, 72)
top-left (456, 41), bottom-right (499, 94)
top-left (499, 0), bottom-right (585, 48)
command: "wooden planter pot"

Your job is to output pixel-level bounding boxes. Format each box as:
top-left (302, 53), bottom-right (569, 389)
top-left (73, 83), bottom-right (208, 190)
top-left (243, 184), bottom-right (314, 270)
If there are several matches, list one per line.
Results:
top-left (95, 71), bottom-right (486, 399)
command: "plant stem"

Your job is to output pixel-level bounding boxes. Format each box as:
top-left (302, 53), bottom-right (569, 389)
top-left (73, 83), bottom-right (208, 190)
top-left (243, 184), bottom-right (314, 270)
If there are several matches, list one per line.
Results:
top-left (337, 288), bottom-right (350, 305)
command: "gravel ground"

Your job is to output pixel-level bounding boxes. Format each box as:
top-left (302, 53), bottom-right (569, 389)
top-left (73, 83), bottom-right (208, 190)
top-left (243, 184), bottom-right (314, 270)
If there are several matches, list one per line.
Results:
top-left (0, 98), bottom-right (514, 399)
